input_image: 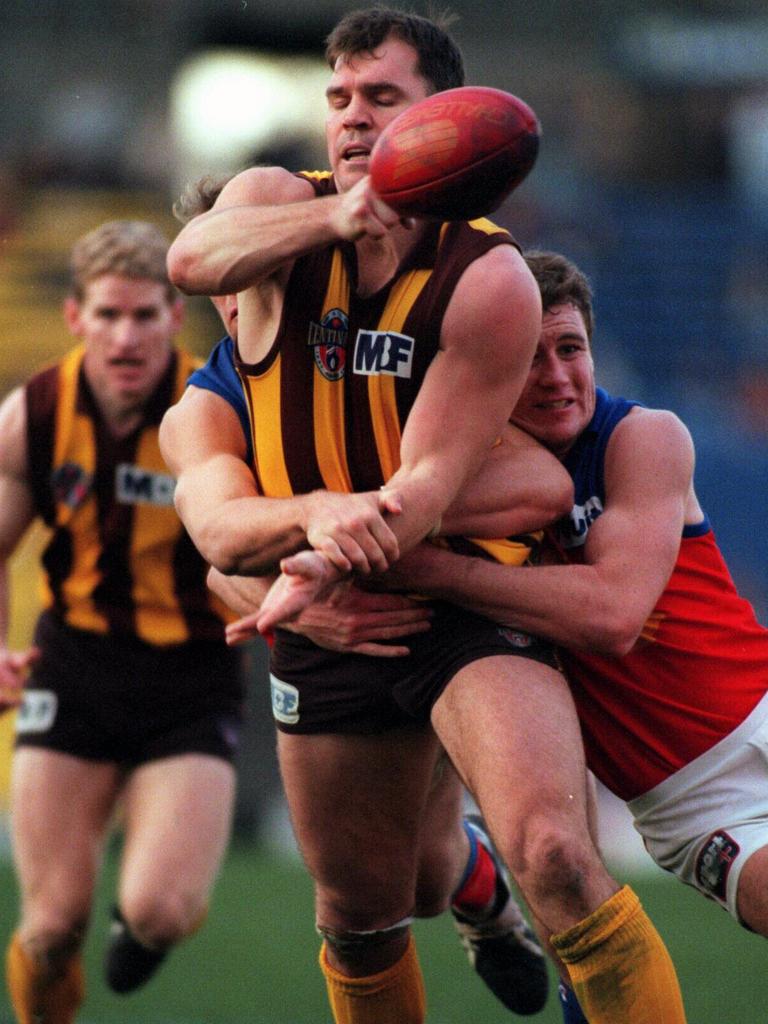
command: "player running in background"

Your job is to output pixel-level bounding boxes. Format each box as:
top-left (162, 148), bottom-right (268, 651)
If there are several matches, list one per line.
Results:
top-left (0, 220), bottom-right (246, 1024)
top-left (162, 8), bottom-right (687, 1023)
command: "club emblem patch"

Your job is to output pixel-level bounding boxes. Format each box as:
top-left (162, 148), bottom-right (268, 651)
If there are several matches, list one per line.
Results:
top-left (308, 308), bottom-right (348, 381)
top-left (696, 830), bottom-right (740, 902)
top-left (52, 462), bottom-right (92, 508)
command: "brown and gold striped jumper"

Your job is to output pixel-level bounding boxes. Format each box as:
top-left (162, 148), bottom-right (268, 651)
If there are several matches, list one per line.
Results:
top-left (235, 171), bottom-right (537, 566)
top-left (25, 344), bottom-right (230, 646)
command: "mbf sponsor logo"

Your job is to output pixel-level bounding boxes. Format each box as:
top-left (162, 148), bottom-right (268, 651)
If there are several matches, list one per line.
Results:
top-left (52, 462), bottom-right (92, 508)
top-left (353, 330), bottom-right (414, 379)
top-left (696, 830), bottom-right (740, 902)
top-left (557, 496), bottom-right (603, 549)
top-left (308, 308), bottom-right (348, 381)
top-left (116, 464), bottom-right (176, 507)
top-left (270, 674), bottom-right (300, 725)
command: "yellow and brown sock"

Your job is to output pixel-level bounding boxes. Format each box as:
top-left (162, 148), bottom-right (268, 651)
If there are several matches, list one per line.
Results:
top-left (551, 885), bottom-right (686, 1024)
top-left (6, 931), bottom-right (84, 1024)
top-left (319, 933), bottom-right (426, 1024)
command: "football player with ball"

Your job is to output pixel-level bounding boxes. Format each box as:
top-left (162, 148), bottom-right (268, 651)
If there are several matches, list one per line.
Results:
top-left (163, 7), bottom-right (686, 1023)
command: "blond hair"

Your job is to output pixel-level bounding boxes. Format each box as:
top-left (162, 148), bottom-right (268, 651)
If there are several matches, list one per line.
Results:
top-left (69, 220), bottom-right (176, 302)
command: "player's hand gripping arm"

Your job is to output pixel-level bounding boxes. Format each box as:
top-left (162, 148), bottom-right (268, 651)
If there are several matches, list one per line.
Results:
top-left (208, 568), bottom-right (432, 657)
top-left (378, 409), bottom-right (695, 654)
top-left (0, 388), bottom-right (41, 711)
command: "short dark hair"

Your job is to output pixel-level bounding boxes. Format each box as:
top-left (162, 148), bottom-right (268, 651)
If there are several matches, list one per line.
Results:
top-left (524, 250), bottom-right (595, 340)
top-left (325, 7), bottom-right (464, 94)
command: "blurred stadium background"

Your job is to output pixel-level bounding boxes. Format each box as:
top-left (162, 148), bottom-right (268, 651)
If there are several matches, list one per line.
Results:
top-left (0, 0), bottom-right (767, 1019)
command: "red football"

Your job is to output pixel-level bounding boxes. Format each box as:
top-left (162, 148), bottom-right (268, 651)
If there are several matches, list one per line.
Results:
top-left (369, 86), bottom-right (540, 221)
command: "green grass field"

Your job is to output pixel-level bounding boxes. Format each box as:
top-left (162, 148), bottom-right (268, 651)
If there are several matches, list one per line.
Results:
top-left (0, 839), bottom-right (764, 1023)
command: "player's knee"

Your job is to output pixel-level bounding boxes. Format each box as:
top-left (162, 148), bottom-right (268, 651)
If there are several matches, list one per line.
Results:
top-left (504, 818), bottom-right (597, 907)
top-left (317, 870), bottom-right (416, 931)
top-left (121, 890), bottom-right (206, 949)
top-left (413, 885), bottom-right (450, 919)
top-left (318, 916), bottom-right (412, 970)
top-left (19, 913), bottom-right (87, 966)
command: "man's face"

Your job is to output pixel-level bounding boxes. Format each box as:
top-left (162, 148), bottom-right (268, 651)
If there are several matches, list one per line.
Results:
top-left (325, 35), bottom-right (431, 193)
top-left (66, 274), bottom-right (183, 418)
top-left (511, 303), bottom-right (596, 458)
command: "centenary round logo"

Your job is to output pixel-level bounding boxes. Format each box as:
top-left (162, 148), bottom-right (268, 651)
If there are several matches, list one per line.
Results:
top-left (52, 462), bottom-right (92, 508)
top-left (309, 307), bottom-right (348, 382)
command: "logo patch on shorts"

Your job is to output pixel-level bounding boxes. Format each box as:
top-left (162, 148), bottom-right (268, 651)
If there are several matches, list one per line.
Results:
top-left (696, 830), bottom-right (740, 901)
top-left (497, 627), bottom-right (534, 649)
top-left (16, 690), bottom-right (58, 735)
top-left (270, 675), bottom-right (300, 725)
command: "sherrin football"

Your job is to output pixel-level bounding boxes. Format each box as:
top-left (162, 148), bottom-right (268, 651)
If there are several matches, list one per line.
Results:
top-left (369, 86), bottom-right (540, 221)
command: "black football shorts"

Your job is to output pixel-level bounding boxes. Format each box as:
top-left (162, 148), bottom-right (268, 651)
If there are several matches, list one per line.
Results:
top-left (268, 600), bottom-right (560, 734)
top-left (15, 611), bottom-right (246, 765)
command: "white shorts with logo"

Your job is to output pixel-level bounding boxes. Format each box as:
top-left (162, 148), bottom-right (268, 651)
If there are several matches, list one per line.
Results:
top-left (628, 691), bottom-right (768, 922)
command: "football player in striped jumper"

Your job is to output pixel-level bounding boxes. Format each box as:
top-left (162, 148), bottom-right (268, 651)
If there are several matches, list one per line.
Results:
top-left (1, 220), bottom-right (246, 1023)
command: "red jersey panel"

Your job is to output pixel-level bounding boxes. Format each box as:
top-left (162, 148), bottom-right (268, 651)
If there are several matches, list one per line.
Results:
top-left (563, 530), bottom-right (768, 799)
top-left (557, 388), bottom-right (768, 800)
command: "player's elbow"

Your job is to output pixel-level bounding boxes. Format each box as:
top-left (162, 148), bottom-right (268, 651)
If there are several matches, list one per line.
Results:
top-left (588, 611), bottom-right (642, 657)
top-left (172, 488), bottom-right (240, 574)
top-left (199, 527), bottom-right (280, 577)
top-left (197, 527), bottom-right (248, 576)
top-left (166, 237), bottom-right (203, 295)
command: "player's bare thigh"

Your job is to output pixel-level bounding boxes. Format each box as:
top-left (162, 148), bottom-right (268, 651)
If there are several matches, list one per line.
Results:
top-left (11, 747), bottom-right (121, 940)
top-left (414, 755), bottom-right (467, 917)
top-left (117, 753), bottom-right (236, 939)
top-left (277, 725), bottom-right (444, 930)
top-left (431, 654), bottom-right (616, 931)
top-left (736, 844), bottom-right (768, 936)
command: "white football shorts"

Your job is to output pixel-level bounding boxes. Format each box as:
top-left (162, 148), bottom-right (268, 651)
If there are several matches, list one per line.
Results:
top-left (629, 690), bottom-right (768, 922)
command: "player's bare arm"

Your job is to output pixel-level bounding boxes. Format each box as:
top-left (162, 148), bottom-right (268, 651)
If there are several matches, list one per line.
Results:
top-left (167, 169), bottom-right (402, 299)
top-left (380, 408), bottom-right (696, 654)
top-left (382, 245), bottom-right (543, 550)
top-left (441, 422), bottom-right (573, 537)
top-left (0, 388), bottom-right (42, 709)
top-left (160, 388), bottom-right (399, 576)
